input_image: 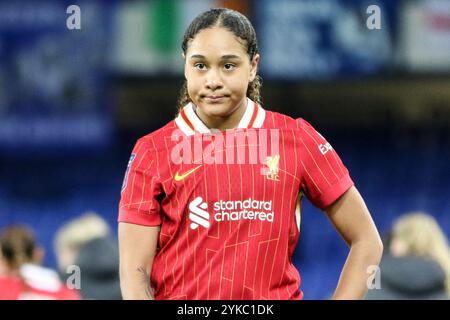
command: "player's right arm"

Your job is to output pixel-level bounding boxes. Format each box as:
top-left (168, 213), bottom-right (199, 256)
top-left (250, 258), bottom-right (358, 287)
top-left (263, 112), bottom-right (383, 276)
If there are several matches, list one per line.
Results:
top-left (118, 139), bottom-right (163, 299)
top-left (118, 223), bottom-right (159, 300)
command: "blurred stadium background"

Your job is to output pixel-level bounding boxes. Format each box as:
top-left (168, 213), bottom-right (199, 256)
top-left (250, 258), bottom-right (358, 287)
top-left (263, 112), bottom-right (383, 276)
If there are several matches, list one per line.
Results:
top-left (1, 0), bottom-right (449, 299)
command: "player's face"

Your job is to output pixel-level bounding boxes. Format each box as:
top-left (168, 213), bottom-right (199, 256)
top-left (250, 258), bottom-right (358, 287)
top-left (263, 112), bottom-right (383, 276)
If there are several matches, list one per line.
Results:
top-left (184, 27), bottom-right (259, 127)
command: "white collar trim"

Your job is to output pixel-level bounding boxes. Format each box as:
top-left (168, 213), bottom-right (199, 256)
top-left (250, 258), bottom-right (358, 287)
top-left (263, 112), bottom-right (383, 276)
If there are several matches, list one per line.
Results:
top-left (175, 98), bottom-right (265, 136)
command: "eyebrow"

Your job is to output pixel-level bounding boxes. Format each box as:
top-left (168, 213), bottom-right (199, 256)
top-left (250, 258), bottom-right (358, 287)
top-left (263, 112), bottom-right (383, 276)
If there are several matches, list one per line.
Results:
top-left (189, 54), bottom-right (242, 60)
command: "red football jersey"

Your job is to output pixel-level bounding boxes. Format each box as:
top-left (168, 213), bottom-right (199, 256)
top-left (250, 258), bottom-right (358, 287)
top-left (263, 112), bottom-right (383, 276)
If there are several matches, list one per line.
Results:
top-left (118, 98), bottom-right (354, 299)
top-left (0, 264), bottom-right (80, 300)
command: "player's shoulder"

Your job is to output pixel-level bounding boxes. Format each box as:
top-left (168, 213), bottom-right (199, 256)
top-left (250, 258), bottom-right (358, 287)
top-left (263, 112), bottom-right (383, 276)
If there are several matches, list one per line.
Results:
top-left (264, 110), bottom-right (315, 131)
top-left (263, 110), bottom-right (327, 146)
top-left (134, 120), bottom-right (178, 153)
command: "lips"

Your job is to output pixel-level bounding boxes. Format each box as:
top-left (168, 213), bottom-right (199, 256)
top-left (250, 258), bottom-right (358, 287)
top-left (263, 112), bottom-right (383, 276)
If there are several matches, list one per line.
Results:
top-left (203, 95), bottom-right (228, 103)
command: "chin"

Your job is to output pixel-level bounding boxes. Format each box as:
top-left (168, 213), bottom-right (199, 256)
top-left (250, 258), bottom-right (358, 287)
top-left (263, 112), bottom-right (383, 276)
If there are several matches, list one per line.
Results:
top-left (198, 101), bottom-right (234, 117)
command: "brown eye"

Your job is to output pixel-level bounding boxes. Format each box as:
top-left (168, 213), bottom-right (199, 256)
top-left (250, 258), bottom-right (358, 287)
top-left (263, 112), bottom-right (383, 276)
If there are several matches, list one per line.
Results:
top-left (195, 63), bottom-right (207, 70)
top-left (224, 63), bottom-right (236, 71)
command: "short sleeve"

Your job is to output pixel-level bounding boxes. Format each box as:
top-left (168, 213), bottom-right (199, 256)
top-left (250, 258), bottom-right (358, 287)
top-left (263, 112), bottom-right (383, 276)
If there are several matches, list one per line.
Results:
top-left (118, 139), bottom-right (162, 226)
top-left (296, 119), bottom-right (354, 209)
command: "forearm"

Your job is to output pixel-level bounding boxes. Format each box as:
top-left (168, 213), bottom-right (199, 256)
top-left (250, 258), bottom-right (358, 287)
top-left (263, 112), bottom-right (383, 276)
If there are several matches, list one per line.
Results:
top-left (118, 223), bottom-right (160, 300)
top-left (120, 265), bottom-right (154, 300)
top-left (331, 240), bottom-right (383, 300)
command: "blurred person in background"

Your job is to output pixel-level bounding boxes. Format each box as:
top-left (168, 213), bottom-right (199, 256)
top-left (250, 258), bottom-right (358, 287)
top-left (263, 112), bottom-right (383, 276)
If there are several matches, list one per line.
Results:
top-left (366, 212), bottom-right (450, 300)
top-left (54, 212), bottom-right (121, 300)
top-left (0, 225), bottom-right (79, 300)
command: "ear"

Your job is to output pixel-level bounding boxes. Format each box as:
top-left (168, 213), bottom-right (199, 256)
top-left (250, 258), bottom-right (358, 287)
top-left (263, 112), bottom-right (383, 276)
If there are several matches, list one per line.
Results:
top-left (249, 54), bottom-right (260, 82)
top-left (182, 52), bottom-right (188, 80)
top-left (33, 246), bottom-right (45, 265)
top-left (0, 253), bottom-right (8, 274)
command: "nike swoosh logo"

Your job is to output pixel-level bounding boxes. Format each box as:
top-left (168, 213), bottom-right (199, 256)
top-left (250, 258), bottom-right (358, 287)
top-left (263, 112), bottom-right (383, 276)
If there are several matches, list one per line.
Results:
top-left (174, 165), bottom-right (202, 182)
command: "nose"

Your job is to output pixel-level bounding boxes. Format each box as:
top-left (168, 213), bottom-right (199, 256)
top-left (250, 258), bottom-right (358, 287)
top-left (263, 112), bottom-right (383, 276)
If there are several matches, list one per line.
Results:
top-left (205, 69), bottom-right (223, 91)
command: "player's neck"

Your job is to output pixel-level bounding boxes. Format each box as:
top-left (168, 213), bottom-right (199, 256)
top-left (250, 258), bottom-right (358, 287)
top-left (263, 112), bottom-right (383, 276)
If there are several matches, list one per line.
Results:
top-left (195, 99), bottom-right (247, 131)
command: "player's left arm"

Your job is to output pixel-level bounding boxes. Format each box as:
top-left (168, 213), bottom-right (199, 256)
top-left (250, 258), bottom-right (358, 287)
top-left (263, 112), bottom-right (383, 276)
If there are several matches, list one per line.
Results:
top-left (324, 186), bottom-right (383, 300)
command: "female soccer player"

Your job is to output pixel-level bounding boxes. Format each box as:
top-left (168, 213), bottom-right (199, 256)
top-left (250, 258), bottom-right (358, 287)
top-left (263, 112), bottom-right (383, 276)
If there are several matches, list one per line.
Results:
top-left (118, 8), bottom-right (383, 300)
